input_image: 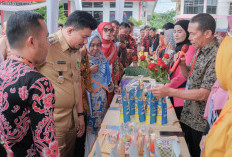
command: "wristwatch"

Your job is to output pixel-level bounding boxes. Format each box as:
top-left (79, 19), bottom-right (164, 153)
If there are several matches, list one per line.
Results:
top-left (78, 112), bottom-right (85, 116)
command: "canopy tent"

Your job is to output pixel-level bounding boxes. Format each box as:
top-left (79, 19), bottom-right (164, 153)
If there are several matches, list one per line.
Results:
top-left (0, 0), bottom-right (127, 34)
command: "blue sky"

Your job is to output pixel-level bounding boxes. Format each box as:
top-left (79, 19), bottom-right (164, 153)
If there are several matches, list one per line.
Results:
top-left (154, 0), bottom-right (176, 13)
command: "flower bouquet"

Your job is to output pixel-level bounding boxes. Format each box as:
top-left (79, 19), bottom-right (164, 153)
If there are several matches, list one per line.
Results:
top-left (148, 55), bottom-right (170, 84)
top-left (139, 55), bottom-right (148, 68)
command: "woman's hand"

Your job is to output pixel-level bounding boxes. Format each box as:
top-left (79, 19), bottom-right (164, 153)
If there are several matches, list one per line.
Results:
top-left (90, 65), bottom-right (99, 74)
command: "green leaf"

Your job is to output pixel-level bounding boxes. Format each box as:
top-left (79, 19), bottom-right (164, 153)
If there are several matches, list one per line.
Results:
top-left (33, 3), bottom-right (67, 25)
top-left (148, 10), bottom-right (176, 29)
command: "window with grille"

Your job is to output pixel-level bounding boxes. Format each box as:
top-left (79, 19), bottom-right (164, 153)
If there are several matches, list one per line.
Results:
top-left (207, 0), bottom-right (217, 14)
top-left (110, 11), bottom-right (115, 22)
top-left (124, 2), bottom-right (133, 8)
top-left (94, 2), bottom-right (103, 8)
top-left (82, 2), bottom-right (92, 8)
top-left (184, 0), bottom-right (204, 14)
top-left (110, 2), bottom-right (116, 8)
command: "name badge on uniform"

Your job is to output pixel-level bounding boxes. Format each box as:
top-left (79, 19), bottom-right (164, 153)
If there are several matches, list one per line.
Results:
top-left (56, 61), bottom-right (66, 84)
top-left (57, 71), bottom-right (64, 84)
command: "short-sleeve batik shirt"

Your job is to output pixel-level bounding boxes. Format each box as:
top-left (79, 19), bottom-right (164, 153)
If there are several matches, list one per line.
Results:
top-left (180, 39), bottom-right (219, 132)
top-left (0, 57), bottom-right (59, 156)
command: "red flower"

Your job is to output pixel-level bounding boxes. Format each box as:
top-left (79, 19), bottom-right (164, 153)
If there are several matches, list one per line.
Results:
top-left (163, 54), bottom-right (170, 59)
top-left (148, 63), bottom-right (156, 70)
top-left (150, 63), bottom-right (157, 70)
top-left (154, 68), bottom-right (158, 72)
top-left (140, 55), bottom-right (146, 61)
top-left (161, 62), bottom-right (168, 70)
top-left (157, 58), bottom-right (162, 62)
top-left (132, 56), bottom-right (138, 62)
top-left (157, 61), bottom-right (162, 66)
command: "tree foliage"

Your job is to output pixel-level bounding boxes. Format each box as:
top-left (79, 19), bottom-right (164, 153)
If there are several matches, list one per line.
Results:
top-left (129, 16), bottom-right (144, 27)
top-left (34, 3), bottom-right (67, 24)
top-left (148, 10), bottom-right (176, 29)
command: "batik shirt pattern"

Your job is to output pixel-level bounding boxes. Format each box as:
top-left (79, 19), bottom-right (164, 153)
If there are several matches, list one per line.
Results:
top-left (180, 39), bottom-right (219, 132)
top-left (141, 35), bottom-right (151, 53)
top-left (127, 35), bottom-right (138, 61)
top-left (0, 58), bottom-right (59, 157)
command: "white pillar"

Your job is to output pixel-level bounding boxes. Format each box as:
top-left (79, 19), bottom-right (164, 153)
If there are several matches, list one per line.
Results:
top-left (115, 0), bottom-right (125, 23)
top-left (203, 0), bottom-right (207, 13)
top-left (70, 1), bottom-right (76, 13)
top-left (104, 2), bottom-right (110, 22)
top-left (74, 0), bottom-right (82, 10)
top-left (180, 0), bottom-right (185, 15)
top-left (47, 0), bottom-right (59, 34)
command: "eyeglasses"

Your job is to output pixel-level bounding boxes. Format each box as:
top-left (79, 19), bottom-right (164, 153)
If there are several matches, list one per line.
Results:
top-left (103, 28), bottom-right (114, 33)
top-left (90, 43), bottom-right (101, 47)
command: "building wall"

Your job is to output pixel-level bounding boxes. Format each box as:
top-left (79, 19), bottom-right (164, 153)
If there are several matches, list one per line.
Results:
top-left (80, 2), bottom-right (140, 22)
top-left (177, 0), bottom-right (231, 30)
top-left (217, 0), bottom-right (231, 15)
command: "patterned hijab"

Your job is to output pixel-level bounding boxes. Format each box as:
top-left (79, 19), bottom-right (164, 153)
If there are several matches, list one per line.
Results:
top-left (87, 31), bottom-right (111, 91)
top-left (97, 22), bottom-right (118, 65)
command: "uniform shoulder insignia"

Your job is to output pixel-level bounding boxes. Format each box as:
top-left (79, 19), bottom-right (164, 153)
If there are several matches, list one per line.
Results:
top-left (47, 34), bottom-right (58, 45)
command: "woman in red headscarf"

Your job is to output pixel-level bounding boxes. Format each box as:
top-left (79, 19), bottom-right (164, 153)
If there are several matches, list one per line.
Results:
top-left (97, 22), bottom-right (121, 105)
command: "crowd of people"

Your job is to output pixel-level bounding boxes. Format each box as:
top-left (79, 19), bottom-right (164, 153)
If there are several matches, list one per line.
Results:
top-left (0, 10), bottom-right (231, 157)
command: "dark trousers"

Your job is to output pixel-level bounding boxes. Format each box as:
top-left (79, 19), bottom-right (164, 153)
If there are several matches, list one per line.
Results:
top-left (0, 144), bottom-right (6, 157)
top-left (174, 106), bottom-right (183, 120)
top-left (74, 115), bottom-right (87, 157)
top-left (181, 122), bottom-right (202, 157)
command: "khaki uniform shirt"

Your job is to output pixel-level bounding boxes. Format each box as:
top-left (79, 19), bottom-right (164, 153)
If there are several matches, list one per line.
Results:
top-left (38, 30), bottom-right (81, 132)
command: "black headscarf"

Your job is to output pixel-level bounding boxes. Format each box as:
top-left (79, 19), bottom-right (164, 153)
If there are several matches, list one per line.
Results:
top-left (174, 20), bottom-right (191, 52)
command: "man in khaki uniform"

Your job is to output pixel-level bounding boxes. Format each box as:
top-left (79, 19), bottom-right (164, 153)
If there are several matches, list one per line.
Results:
top-left (38, 11), bottom-right (98, 157)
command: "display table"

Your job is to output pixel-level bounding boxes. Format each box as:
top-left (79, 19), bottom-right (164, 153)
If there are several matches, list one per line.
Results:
top-left (88, 93), bottom-right (190, 157)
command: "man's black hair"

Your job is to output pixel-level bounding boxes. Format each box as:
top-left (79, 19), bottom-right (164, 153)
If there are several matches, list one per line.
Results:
top-left (64, 11), bottom-right (98, 30)
top-left (6, 11), bottom-right (44, 49)
top-left (119, 22), bottom-right (130, 29)
top-left (140, 28), bottom-right (144, 32)
top-left (128, 21), bottom-right (134, 27)
top-left (111, 20), bottom-right (120, 26)
top-left (58, 23), bottom-right (63, 27)
top-left (162, 22), bottom-right (174, 30)
top-left (190, 13), bottom-right (216, 35)
top-left (150, 27), bottom-right (156, 32)
top-left (144, 25), bottom-right (150, 30)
